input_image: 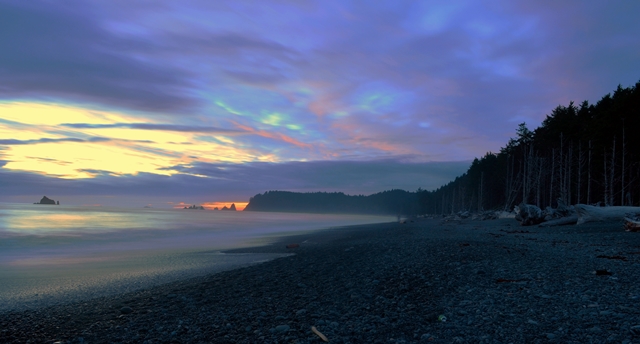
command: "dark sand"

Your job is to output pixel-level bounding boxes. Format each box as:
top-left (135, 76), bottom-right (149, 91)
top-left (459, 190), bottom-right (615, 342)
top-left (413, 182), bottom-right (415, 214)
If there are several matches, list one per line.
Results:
top-left (2, 218), bottom-right (640, 343)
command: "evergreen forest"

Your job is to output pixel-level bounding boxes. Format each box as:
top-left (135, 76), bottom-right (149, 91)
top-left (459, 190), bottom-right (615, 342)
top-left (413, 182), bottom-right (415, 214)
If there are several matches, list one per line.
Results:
top-left (419, 81), bottom-right (640, 214)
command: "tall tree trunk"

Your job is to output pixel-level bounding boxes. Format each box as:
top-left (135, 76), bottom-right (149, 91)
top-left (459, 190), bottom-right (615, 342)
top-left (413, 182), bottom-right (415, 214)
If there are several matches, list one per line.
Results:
top-left (587, 140), bottom-right (592, 204)
top-left (550, 148), bottom-right (555, 207)
top-left (622, 124), bottom-right (626, 205)
top-left (604, 149), bottom-right (609, 205)
top-left (577, 141), bottom-right (583, 204)
top-left (479, 171), bottom-right (484, 211)
top-left (611, 137), bottom-right (616, 206)
top-left (568, 142), bottom-right (573, 205)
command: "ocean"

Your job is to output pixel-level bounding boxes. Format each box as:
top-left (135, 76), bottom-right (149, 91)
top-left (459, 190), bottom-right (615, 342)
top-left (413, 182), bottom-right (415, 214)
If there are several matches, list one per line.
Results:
top-left (0, 203), bottom-right (390, 311)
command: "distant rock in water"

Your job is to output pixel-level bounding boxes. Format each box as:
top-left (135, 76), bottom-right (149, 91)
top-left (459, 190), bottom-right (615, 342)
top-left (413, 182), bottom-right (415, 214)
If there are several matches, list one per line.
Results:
top-left (183, 204), bottom-right (205, 210)
top-left (221, 203), bottom-right (237, 211)
top-left (34, 196), bottom-right (57, 205)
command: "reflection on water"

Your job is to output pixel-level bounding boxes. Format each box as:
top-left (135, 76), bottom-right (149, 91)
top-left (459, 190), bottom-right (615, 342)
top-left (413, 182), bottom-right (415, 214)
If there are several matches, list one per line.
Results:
top-left (0, 203), bottom-right (391, 311)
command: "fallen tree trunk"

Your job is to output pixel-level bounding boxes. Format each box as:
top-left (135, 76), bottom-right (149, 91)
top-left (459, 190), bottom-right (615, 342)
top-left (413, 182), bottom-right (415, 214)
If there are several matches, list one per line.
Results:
top-left (575, 204), bottom-right (640, 225)
top-left (538, 215), bottom-right (579, 227)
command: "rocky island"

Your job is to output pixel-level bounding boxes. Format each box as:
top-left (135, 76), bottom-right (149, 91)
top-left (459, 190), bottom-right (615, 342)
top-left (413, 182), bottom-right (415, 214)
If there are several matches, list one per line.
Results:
top-left (33, 196), bottom-right (59, 205)
top-left (220, 203), bottom-right (237, 211)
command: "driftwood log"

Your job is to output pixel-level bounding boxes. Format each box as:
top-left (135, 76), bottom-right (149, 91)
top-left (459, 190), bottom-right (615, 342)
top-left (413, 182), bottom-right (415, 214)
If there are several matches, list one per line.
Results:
top-left (538, 215), bottom-right (579, 227)
top-left (516, 203), bottom-right (545, 226)
top-left (625, 215), bottom-right (640, 232)
top-left (575, 204), bottom-right (640, 225)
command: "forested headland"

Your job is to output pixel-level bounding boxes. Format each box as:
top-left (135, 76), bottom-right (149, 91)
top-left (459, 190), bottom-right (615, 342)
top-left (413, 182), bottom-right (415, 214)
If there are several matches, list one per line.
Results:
top-left (244, 190), bottom-right (420, 215)
top-left (246, 82), bottom-right (640, 215)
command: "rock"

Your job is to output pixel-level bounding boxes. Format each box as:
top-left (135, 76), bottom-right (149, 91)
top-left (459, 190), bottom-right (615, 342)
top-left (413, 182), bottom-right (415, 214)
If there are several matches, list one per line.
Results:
top-left (35, 196), bottom-right (56, 205)
top-left (220, 204), bottom-right (237, 211)
top-left (275, 325), bottom-right (290, 332)
top-left (120, 306), bottom-right (133, 314)
top-left (296, 309), bottom-right (306, 316)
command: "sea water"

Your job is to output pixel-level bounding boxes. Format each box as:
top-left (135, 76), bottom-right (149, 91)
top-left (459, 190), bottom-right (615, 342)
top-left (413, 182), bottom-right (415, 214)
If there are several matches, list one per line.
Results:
top-left (0, 203), bottom-right (390, 311)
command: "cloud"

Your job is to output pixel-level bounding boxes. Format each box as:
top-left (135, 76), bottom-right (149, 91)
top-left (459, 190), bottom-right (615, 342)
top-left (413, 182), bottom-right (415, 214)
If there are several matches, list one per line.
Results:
top-left (0, 137), bottom-right (156, 145)
top-left (0, 1), bottom-right (197, 112)
top-left (60, 123), bottom-right (242, 134)
top-left (0, 137), bottom-right (111, 145)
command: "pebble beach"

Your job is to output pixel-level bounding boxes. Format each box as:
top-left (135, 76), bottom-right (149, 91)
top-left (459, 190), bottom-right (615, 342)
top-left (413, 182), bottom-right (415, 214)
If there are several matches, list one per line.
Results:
top-left (2, 218), bottom-right (640, 343)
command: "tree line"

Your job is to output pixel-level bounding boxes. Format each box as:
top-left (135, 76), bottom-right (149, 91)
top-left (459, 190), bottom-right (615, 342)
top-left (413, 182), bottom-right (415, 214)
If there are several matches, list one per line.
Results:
top-left (244, 190), bottom-right (420, 215)
top-left (418, 81), bottom-right (640, 214)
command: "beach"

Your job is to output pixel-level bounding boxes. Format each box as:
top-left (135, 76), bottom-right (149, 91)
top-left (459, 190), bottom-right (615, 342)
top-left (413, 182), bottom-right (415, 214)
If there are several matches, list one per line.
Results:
top-left (2, 218), bottom-right (640, 343)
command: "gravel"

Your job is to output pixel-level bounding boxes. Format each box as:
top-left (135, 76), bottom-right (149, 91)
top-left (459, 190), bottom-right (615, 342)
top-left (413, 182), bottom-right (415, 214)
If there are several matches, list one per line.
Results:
top-left (2, 218), bottom-right (640, 343)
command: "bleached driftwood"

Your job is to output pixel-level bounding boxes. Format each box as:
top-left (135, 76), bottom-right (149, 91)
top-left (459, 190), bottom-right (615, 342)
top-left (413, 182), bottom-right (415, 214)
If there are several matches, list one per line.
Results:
top-left (575, 204), bottom-right (640, 225)
top-left (516, 203), bottom-right (545, 226)
top-left (538, 215), bottom-right (579, 227)
top-left (624, 215), bottom-right (640, 232)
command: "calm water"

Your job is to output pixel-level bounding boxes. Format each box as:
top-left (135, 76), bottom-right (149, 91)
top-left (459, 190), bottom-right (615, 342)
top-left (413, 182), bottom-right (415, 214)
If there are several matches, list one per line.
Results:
top-left (0, 203), bottom-right (390, 311)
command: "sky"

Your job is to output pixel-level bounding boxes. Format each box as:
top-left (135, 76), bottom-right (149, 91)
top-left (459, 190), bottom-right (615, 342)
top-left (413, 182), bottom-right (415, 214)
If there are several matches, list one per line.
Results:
top-left (1, 0), bottom-right (639, 208)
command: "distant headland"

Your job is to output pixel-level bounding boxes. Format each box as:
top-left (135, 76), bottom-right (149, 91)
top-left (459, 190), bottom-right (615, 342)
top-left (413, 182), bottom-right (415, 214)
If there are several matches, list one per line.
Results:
top-left (34, 196), bottom-right (59, 205)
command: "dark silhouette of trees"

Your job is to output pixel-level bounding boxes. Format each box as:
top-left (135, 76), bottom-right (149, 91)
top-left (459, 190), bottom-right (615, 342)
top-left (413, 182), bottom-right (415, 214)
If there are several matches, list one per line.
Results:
top-left (419, 81), bottom-right (640, 212)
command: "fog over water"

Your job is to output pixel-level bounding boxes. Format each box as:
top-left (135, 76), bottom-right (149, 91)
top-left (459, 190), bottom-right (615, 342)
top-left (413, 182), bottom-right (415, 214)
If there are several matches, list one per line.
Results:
top-left (0, 204), bottom-right (390, 311)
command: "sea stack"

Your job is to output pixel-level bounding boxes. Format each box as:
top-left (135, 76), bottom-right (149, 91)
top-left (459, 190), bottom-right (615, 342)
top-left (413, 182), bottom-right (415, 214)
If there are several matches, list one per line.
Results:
top-left (35, 196), bottom-right (57, 205)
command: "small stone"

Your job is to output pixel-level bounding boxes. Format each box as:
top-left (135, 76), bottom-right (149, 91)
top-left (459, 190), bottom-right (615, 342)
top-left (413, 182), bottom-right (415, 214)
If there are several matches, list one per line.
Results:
top-left (245, 326), bottom-right (252, 332)
top-left (296, 309), bottom-right (307, 316)
top-left (275, 325), bottom-right (290, 332)
top-left (527, 319), bottom-right (539, 325)
top-left (330, 321), bottom-right (339, 328)
top-left (120, 306), bottom-right (133, 314)
top-left (420, 334), bottom-right (432, 341)
top-left (546, 333), bottom-right (556, 339)
top-left (275, 315), bottom-right (286, 321)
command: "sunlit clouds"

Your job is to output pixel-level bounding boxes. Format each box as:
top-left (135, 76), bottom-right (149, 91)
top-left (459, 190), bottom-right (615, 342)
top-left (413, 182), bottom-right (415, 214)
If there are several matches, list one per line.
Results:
top-left (0, 0), bottom-right (638, 206)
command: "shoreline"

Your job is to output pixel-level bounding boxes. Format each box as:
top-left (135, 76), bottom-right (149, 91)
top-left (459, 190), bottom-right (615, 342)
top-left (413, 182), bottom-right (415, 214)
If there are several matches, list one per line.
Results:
top-left (3, 218), bottom-right (640, 343)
